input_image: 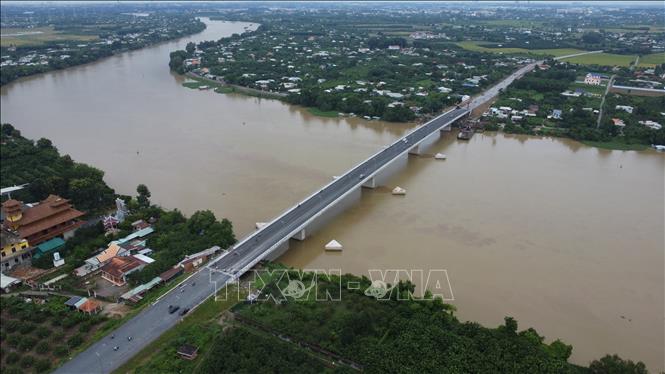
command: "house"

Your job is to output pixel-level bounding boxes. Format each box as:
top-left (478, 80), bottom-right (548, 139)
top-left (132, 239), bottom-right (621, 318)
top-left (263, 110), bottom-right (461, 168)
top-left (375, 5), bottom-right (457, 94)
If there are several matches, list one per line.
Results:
top-left (100, 256), bottom-right (148, 286)
top-left (159, 266), bottom-right (184, 283)
top-left (177, 344), bottom-right (199, 360)
top-left (1, 229), bottom-right (31, 271)
top-left (64, 296), bottom-right (101, 314)
top-left (549, 109), bottom-right (563, 120)
top-left (615, 105), bottom-right (634, 114)
top-left (639, 120), bottom-right (662, 130)
top-left (612, 118), bottom-right (626, 127)
top-left (1, 195), bottom-right (85, 246)
top-left (177, 246), bottom-right (220, 272)
top-left (1, 272), bottom-right (21, 293)
top-left (33, 237), bottom-right (64, 260)
top-left (584, 73), bottom-right (602, 85)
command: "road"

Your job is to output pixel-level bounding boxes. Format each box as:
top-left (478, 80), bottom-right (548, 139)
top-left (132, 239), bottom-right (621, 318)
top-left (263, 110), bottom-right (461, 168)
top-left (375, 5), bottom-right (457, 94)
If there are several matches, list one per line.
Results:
top-left (54, 62), bottom-right (537, 374)
top-left (597, 74), bottom-right (615, 129)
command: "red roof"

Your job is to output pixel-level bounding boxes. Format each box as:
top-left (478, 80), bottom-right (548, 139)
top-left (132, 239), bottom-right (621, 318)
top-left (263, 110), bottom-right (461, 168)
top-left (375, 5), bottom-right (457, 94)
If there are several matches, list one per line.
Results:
top-left (101, 256), bottom-right (146, 279)
top-left (5, 195), bottom-right (85, 238)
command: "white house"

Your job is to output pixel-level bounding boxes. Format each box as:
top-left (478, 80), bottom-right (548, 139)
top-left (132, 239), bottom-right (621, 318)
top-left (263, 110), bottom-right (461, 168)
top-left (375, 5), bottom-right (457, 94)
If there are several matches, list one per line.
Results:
top-left (584, 73), bottom-right (602, 85)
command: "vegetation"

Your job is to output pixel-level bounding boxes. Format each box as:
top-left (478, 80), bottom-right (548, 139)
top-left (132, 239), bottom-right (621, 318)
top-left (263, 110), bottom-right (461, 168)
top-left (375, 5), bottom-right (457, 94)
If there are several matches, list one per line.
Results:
top-left (122, 265), bottom-right (648, 373)
top-left (560, 53), bottom-right (637, 67)
top-left (0, 123), bottom-right (116, 214)
top-left (0, 295), bottom-right (107, 374)
top-left (114, 286), bottom-right (245, 374)
top-left (483, 62), bottom-right (665, 148)
top-left (0, 4), bottom-right (206, 85)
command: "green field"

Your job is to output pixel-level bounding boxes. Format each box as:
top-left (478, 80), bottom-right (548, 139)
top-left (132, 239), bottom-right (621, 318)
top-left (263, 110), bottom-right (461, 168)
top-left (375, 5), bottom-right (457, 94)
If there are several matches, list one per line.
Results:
top-left (638, 52), bottom-right (665, 68)
top-left (560, 53), bottom-right (637, 67)
top-left (307, 107), bottom-right (339, 118)
top-left (0, 27), bottom-right (98, 47)
top-left (456, 41), bottom-right (584, 57)
top-left (581, 140), bottom-right (649, 151)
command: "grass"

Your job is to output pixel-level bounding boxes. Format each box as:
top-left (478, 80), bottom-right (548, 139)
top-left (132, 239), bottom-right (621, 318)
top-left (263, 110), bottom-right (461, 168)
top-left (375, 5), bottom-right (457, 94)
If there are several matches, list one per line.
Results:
top-left (0, 27), bottom-right (98, 47)
top-left (307, 107), bottom-right (339, 118)
top-left (113, 285), bottom-right (245, 374)
top-left (456, 41), bottom-right (583, 57)
top-left (559, 53), bottom-right (637, 67)
top-left (638, 52), bottom-right (665, 68)
top-left (581, 140), bottom-right (649, 151)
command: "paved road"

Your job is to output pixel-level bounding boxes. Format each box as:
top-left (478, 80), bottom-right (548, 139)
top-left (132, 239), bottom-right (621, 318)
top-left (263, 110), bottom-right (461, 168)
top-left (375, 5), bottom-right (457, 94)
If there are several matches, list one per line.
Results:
top-left (55, 62), bottom-right (536, 374)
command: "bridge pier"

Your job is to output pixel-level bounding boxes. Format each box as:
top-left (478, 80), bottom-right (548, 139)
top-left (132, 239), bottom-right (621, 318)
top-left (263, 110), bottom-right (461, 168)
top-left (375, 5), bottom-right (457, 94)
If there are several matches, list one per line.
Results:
top-left (291, 229), bottom-right (306, 241)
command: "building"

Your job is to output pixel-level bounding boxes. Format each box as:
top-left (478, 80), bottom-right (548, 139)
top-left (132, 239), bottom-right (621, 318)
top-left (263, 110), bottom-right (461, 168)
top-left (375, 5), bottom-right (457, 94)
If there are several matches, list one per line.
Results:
top-left (33, 237), bottom-right (65, 259)
top-left (100, 256), bottom-right (148, 286)
top-left (1, 229), bottom-right (31, 270)
top-left (615, 105), bottom-right (634, 114)
top-left (584, 73), bottom-right (602, 85)
top-left (549, 109), bottom-right (563, 120)
top-left (1, 272), bottom-right (21, 293)
top-left (177, 246), bottom-right (221, 272)
top-left (1, 195), bottom-right (85, 246)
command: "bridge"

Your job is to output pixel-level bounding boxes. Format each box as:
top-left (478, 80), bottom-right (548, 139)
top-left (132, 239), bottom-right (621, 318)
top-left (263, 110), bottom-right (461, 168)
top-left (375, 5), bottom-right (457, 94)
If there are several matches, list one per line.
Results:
top-left (208, 106), bottom-right (469, 275)
top-left (55, 61), bottom-right (537, 374)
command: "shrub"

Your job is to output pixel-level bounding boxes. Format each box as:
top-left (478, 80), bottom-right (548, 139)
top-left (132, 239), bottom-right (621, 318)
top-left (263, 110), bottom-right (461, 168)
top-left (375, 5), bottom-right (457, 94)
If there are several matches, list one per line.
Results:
top-left (68, 334), bottom-right (83, 348)
top-left (36, 340), bottom-right (50, 354)
top-left (35, 358), bottom-right (52, 373)
top-left (20, 355), bottom-right (35, 369)
top-left (35, 326), bottom-right (52, 339)
top-left (18, 336), bottom-right (37, 352)
top-left (5, 320), bottom-right (20, 333)
top-left (79, 320), bottom-right (93, 333)
top-left (50, 317), bottom-right (62, 327)
top-left (62, 316), bottom-right (79, 328)
top-left (53, 345), bottom-right (69, 357)
top-left (51, 330), bottom-right (65, 342)
top-left (5, 351), bottom-right (20, 364)
top-left (18, 322), bottom-right (35, 334)
top-left (4, 366), bottom-right (23, 374)
top-left (6, 334), bottom-right (20, 348)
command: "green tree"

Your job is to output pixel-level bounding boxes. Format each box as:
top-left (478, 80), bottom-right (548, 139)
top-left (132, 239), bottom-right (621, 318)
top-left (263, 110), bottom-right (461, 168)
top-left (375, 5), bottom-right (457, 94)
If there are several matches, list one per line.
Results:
top-left (137, 184), bottom-right (151, 208)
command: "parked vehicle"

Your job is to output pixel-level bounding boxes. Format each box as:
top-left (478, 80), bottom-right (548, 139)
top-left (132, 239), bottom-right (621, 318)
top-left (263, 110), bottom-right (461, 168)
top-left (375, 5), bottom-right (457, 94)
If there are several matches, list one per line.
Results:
top-left (168, 305), bottom-right (180, 314)
top-left (180, 308), bottom-right (190, 316)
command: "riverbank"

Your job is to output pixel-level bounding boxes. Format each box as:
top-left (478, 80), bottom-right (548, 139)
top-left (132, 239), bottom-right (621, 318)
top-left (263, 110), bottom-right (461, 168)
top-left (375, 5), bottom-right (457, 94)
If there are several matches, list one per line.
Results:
top-left (184, 72), bottom-right (286, 99)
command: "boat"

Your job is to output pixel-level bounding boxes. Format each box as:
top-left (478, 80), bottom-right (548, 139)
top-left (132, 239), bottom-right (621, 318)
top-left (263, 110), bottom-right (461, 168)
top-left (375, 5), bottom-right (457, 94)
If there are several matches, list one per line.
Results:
top-left (457, 126), bottom-right (474, 140)
top-left (434, 153), bottom-right (447, 160)
top-left (652, 144), bottom-right (665, 152)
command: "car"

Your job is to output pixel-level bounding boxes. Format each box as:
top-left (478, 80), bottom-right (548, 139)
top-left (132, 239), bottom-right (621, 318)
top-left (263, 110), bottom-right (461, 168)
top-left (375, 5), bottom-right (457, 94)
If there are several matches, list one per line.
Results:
top-left (168, 305), bottom-right (180, 314)
top-left (359, 174), bottom-right (365, 179)
top-left (179, 308), bottom-right (190, 316)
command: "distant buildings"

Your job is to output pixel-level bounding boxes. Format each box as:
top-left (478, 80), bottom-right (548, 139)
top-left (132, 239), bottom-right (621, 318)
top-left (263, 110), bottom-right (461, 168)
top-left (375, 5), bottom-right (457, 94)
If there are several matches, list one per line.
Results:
top-left (584, 73), bottom-right (602, 86)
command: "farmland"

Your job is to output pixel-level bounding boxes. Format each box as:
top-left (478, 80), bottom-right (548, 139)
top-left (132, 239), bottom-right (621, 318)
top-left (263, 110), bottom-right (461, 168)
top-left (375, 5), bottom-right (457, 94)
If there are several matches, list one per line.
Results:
top-left (559, 52), bottom-right (637, 67)
top-left (456, 41), bottom-right (584, 57)
top-left (0, 27), bottom-right (98, 47)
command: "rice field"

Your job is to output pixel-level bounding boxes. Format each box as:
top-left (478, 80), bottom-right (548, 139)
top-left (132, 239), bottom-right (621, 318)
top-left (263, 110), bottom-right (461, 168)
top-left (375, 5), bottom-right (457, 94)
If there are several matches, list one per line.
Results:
top-left (0, 27), bottom-right (97, 47)
top-left (559, 52), bottom-right (637, 67)
top-left (456, 41), bottom-right (584, 57)
top-left (638, 52), bottom-right (665, 68)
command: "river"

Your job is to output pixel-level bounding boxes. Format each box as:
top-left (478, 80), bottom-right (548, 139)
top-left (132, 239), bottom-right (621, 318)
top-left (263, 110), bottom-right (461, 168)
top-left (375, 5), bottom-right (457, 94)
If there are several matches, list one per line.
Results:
top-left (1, 18), bottom-right (663, 371)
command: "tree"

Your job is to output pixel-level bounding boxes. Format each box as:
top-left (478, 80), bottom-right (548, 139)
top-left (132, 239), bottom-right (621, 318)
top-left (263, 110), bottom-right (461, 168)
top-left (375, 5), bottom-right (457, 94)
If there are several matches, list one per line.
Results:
top-left (36, 138), bottom-right (53, 149)
top-left (137, 184), bottom-right (151, 208)
top-left (186, 42), bottom-right (196, 54)
top-left (589, 354), bottom-right (648, 374)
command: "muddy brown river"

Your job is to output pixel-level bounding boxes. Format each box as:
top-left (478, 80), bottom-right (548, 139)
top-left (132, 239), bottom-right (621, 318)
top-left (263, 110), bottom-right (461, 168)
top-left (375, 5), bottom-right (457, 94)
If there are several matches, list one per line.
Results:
top-left (1, 19), bottom-right (663, 371)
